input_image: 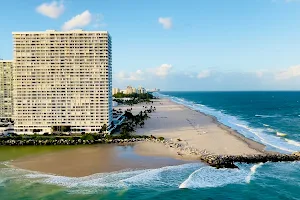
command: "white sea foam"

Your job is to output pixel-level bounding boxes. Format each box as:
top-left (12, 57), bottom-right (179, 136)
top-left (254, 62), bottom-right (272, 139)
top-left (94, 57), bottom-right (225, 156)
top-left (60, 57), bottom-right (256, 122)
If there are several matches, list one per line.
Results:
top-left (245, 163), bottom-right (263, 183)
top-left (263, 124), bottom-right (270, 127)
top-left (0, 163), bottom-right (202, 193)
top-left (2, 162), bottom-right (300, 192)
top-left (179, 165), bottom-right (249, 189)
top-left (156, 93), bottom-right (300, 153)
top-left (121, 163), bottom-right (200, 188)
top-left (266, 128), bottom-right (275, 132)
top-left (285, 139), bottom-right (300, 147)
top-left (276, 132), bottom-right (287, 137)
top-left (255, 114), bottom-right (280, 118)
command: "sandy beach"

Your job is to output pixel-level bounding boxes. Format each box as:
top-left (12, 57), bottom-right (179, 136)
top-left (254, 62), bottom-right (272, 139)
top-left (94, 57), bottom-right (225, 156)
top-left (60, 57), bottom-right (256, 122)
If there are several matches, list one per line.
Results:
top-left (10, 98), bottom-right (268, 177)
top-left (117, 98), bottom-right (267, 158)
top-left (11, 144), bottom-right (189, 177)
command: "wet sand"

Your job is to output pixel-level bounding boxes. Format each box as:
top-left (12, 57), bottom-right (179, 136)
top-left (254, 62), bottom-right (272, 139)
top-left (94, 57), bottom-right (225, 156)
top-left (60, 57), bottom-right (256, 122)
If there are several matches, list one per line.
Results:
top-left (12, 144), bottom-right (190, 177)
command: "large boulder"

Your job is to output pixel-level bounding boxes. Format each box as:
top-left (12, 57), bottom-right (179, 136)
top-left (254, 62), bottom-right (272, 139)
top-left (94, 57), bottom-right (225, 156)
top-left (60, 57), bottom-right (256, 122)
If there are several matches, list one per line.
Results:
top-left (292, 152), bottom-right (300, 157)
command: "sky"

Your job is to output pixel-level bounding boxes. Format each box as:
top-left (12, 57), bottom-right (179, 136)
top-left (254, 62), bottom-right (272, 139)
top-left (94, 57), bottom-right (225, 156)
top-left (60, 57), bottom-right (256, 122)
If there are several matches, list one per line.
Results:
top-left (1, 0), bottom-right (300, 91)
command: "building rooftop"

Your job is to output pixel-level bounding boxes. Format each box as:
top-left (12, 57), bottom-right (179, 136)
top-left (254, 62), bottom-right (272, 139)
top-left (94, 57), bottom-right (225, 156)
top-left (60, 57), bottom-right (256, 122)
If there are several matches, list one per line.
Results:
top-left (12, 30), bottom-right (109, 34)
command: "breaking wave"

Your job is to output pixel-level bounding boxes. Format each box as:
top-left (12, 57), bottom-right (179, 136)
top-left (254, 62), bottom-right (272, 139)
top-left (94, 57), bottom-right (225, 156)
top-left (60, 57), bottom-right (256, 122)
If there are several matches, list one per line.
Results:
top-left (179, 165), bottom-right (248, 189)
top-left (245, 163), bottom-right (263, 183)
top-left (285, 139), bottom-right (300, 147)
top-left (0, 161), bottom-right (299, 194)
top-left (255, 114), bottom-right (281, 118)
top-left (276, 132), bottom-right (287, 137)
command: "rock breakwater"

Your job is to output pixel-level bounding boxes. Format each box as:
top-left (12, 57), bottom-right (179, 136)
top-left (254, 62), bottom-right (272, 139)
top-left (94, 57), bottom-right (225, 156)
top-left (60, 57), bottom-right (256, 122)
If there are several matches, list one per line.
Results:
top-left (0, 137), bottom-right (148, 146)
top-left (200, 153), bottom-right (300, 168)
top-left (150, 138), bottom-right (300, 168)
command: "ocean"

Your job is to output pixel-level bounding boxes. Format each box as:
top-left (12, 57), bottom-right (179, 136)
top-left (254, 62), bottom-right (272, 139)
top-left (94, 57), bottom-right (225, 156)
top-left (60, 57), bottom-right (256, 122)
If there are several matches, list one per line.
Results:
top-left (0, 91), bottom-right (299, 200)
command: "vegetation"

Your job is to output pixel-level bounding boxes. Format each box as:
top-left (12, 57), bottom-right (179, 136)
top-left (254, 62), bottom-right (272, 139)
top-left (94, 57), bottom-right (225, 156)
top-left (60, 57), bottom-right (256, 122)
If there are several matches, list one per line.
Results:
top-left (158, 137), bottom-right (165, 141)
top-left (113, 92), bottom-right (155, 105)
top-left (0, 133), bottom-right (152, 142)
top-left (113, 92), bottom-right (154, 99)
top-left (51, 126), bottom-right (71, 133)
top-left (0, 102), bottom-right (158, 144)
top-left (111, 106), bottom-right (156, 137)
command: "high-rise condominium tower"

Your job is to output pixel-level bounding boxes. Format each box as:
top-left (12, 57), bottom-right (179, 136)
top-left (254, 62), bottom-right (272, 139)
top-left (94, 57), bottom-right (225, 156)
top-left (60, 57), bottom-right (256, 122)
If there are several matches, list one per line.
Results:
top-left (0, 60), bottom-right (13, 120)
top-left (12, 30), bottom-right (112, 134)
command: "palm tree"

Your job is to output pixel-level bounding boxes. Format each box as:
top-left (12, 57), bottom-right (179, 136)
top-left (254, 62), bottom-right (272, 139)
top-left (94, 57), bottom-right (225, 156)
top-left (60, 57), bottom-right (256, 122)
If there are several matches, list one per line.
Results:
top-left (101, 124), bottom-right (107, 133)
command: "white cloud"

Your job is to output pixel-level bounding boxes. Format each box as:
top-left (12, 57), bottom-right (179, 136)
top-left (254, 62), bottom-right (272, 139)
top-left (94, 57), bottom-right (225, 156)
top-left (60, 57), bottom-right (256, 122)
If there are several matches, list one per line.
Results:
top-left (158, 17), bottom-right (172, 29)
top-left (256, 71), bottom-right (264, 78)
top-left (153, 64), bottom-right (173, 77)
top-left (62, 10), bottom-right (92, 31)
top-left (197, 70), bottom-right (211, 79)
top-left (255, 69), bottom-right (271, 78)
top-left (275, 65), bottom-right (300, 80)
top-left (36, 1), bottom-right (64, 19)
top-left (115, 70), bottom-right (144, 81)
top-left (115, 64), bottom-right (172, 82)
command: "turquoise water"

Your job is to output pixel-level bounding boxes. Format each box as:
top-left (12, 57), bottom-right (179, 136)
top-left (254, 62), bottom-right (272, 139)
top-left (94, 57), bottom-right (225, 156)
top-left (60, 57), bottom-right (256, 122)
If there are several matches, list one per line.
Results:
top-left (0, 162), bottom-right (299, 199)
top-left (0, 91), bottom-right (300, 199)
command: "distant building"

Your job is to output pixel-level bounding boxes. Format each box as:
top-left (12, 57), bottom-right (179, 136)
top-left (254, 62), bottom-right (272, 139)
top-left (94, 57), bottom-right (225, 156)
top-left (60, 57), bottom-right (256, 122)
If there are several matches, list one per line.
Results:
top-left (138, 86), bottom-right (146, 94)
top-left (0, 60), bottom-right (13, 120)
top-left (147, 88), bottom-right (160, 92)
top-left (126, 86), bottom-right (134, 94)
top-left (120, 89), bottom-right (126, 94)
top-left (132, 87), bottom-right (137, 94)
top-left (112, 88), bottom-right (120, 95)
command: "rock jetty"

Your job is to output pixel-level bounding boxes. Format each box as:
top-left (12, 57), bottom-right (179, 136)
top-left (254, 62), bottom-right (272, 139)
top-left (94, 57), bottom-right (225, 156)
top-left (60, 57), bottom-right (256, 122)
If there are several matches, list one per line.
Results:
top-left (0, 137), bottom-right (148, 146)
top-left (150, 138), bottom-right (300, 168)
top-left (200, 153), bottom-right (300, 169)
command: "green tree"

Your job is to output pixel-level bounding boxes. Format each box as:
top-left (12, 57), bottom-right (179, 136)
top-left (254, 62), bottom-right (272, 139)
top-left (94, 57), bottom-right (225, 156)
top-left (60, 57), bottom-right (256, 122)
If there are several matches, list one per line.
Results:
top-left (51, 126), bottom-right (57, 132)
top-left (61, 126), bottom-right (71, 132)
top-left (101, 124), bottom-right (107, 132)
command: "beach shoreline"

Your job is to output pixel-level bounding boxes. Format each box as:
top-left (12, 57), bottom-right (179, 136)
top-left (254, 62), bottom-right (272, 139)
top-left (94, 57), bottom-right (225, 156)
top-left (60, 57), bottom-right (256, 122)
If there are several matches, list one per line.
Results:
top-left (204, 112), bottom-right (267, 154)
top-left (10, 143), bottom-right (191, 177)
top-left (119, 98), bottom-right (269, 158)
top-left (181, 99), bottom-right (268, 154)
top-left (6, 97), bottom-right (281, 177)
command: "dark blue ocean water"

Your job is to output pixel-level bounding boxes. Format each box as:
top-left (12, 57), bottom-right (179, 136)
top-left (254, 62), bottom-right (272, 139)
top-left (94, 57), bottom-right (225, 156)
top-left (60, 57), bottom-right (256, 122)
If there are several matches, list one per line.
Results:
top-left (0, 91), bottom-right (299, 200)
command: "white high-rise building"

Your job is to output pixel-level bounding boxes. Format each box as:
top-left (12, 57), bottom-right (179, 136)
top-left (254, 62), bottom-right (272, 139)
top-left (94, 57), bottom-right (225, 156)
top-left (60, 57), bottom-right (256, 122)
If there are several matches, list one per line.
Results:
top-left (126, 86), bottom-right (133, 94)
top-left (12, 30), bottom-right (112, 134)
top-left (112, 88), bottom-right (120, 95)
top-left (0, 60), bottom-right (13, 120)
top-left (132, 87), bottom-right (137, 94)
top-left (138, 86), bottom-right (146, 94)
